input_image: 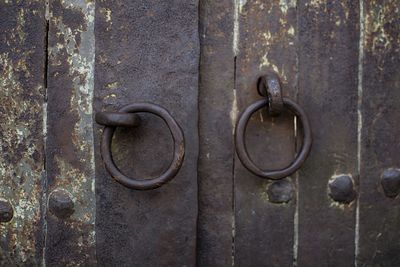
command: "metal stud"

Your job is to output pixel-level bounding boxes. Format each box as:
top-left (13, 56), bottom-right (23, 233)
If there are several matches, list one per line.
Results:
top-left (328, 175), bottom-right (356, 204)
top-left (49, 190), bottom-right (75, 219)
top-left (381, 168), bottom-right (400, 198)
top-left (0, 199), bottom-right (13, 223)
top-left (267, 179), bottom-right (294, 203)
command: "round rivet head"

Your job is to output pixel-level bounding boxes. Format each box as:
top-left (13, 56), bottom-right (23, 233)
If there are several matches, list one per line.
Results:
top-left (328, 175), bottom-right (356, 204)
top-left (0, 199), bottom-right (13, 223)
top-left (49, 190), bottom-right (74, 219)
top-left (381, 168), bottom-right (400, 198)
top-left (267, 179), bottom-right (294, 203)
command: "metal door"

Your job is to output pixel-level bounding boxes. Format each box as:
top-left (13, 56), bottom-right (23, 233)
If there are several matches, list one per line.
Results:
top-left (0, 0), bottom-right (399, 266)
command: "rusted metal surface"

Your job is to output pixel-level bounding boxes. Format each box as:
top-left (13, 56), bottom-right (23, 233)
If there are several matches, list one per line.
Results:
top-left (98, 103), bottom-right (185, 190)
top-left (235, 79), bottom-right (312, 179)
top-left (197, 0), bottom-right (235, 265)
top-left (233, 0), bottom-right (298, 265)
top-left (0, 1), bottom-right (46, 265)
top-left (45, 0), bottom-right (96, 265)
top-left (94, 0), bottom-right (199, 265)
top-left (358, 0), bottom-right (400, 265)
top-left (0, 0), bottom-right (399, 265)
top-left (297, 0), bottom-right (359, 265)
top-left (257, 73), bottom-right (284, 116)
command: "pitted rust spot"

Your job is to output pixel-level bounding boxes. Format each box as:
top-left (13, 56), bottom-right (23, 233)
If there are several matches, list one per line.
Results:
top-left (99, 7), bottom-right (112, 30)
top-left (364, 0), bottom-right (400, 55)
top-left (0, 1), bottom-right (46, 264)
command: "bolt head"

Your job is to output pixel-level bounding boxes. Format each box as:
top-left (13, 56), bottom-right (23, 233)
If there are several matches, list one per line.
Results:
top-left (328, 175), bottom-right (356, 204)
top-left (381, 168), bottom-right (400, 198)
top-left (0, 200), bottom-right (13, 223)
top-left (267, 179), bottom-right (294, 204)
top-left (49, 190), bottom-right (74, 219)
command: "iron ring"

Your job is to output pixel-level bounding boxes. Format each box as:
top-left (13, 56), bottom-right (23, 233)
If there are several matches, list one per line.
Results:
top-left (99, 103), bottom-right (185, 190)
top-left (235, 97), bottom-right (312, 179)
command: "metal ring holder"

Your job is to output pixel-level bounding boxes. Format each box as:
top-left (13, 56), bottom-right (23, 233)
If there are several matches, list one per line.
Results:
top-left (235, 73), bottom-right (312, 179)
top-left (96, 103), bottom-right (185, 190)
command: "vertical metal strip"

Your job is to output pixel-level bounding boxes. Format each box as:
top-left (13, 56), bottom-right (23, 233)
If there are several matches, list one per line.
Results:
top-left (297, 0), bottom-right (359, 265)
top-left (94, 0), bottom-right (199, 265)
top-left (45, 0), bottom-right (96, 265)
top-left (357, 0), bottom-right (400, 265)
top-left (197, 0), bottom-right (235, 265)
top-left (355, 0), bottom-right (365, 264)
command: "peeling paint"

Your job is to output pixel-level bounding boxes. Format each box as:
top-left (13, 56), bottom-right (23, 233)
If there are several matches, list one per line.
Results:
top-left (255, 1), bottom-right (296, 84)
top-left (279, 0), bottom-right (296, 15)
top-left (99, 7), bottom-right (112, 31)
top-left (233, 0), bottom-right (248, 55)
top-left (308, 0), bottom-right (325, 9)
top-left (230, 88), bottom-right (238, 134)
top-left (364, 1), bottom-right (400, 55)
top-left (260, 52), bottom-right (279, 74)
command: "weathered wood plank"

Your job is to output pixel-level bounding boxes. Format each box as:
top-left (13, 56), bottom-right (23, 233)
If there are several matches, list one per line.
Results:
top-left (94, 0), bottom-right (199, 265)
top-left (0, 1), bottom-right (46, 265)
top-left (297, 1), bottom-right (359, 266)
top-left (358, 0), bottom-right (400, 265)
top-left (45, 0), bottom-right (96, 265)
top-left (234, 1), bottom-right (297, 266)
top-left (197, 0), bottom-right (235, 265)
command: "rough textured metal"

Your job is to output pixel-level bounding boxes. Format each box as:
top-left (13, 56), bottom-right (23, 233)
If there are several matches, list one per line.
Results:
top-left (99, 103), bottom-right (185, 190)
top-left (297, 0), bottom-right (359, 265)
top-left (197, 0), bottom-right (235, 265)
top-left (1, 0), bottom-right (398, 265)
top-left (267, 179), bottom-right (294, 204)
top-left (0, 1), bottom-right (46, 265)
top-left (328, 175), bottom-right (356, 203)
top-left (381, 168), bottom-right (400, 198)
top-left (94, 0), bottom-right (199, 265)
top-left (234, 0), bottom-right (298, 265)
top-left (235, 97), bottom-right (312, 179)
top-left (48, 190), bottom-right (74, 219)
top-left (358, 0), bottom-right (400, 265)
top-left (45, 0), bottom-right (96, 265)
top-left (0, 199), bottom-right (13, 223)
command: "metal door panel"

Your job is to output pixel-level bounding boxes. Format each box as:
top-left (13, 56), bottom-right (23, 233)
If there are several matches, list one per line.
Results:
top-left (297, 1), bottom-right (360, 266)
top-left (197, 0), bottom-right (235, 265)
top-left (94, 0), bottom-right (199, 265)
top-left (358, 1), bottom-right (400, 265)
top-left (233, 1), bottom-right (297, 266)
